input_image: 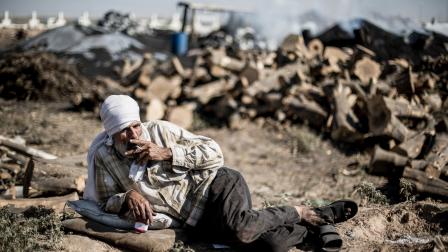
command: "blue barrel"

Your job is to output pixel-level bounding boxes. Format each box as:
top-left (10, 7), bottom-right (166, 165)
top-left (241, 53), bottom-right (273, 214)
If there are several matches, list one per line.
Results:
top-left (171, 32), bottom-right (188, 55)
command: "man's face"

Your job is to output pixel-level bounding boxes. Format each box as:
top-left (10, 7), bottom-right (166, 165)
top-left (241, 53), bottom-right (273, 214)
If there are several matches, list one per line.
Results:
top-left (112, 121), bottom-right (142, 156)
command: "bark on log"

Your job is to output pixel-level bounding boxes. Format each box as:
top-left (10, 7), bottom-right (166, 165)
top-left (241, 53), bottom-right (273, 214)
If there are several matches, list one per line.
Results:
top-left (190, 79), bottom-right (228, 104)
top-left (250, 63), bottom-right (308, 94)
top-left (403, 167), bottom-right (448, 197)
top-left (26, 159), bottom-right (87, 197)
top-left (392, 67), bottom-right (416, 96)
top-left (369, 145), bottom-right (408, 175)
top-left (383, 97), bottom-right (427, 118)
top-left (203, 95), bottom-right (238, 120)
top-left (208, 48), bottom-right (245, 72)
top-left (283, 94), bottom-right (328, 128)
top-left (171, 56), bottom-right (186, 78)
top-left (239, 64), bottom-right (261, 84)
top-left (0, 162), bottom-right (21, 175)
top-left (280, 34), bottom-right (307, 53)
top-left (0, 146), bottom-right (28, 164)
top-left (411, 160), bottom-right (429, 171)
top-left (138, 69), bottom-right (152, 87)
top-left (120, 58), bottom-right (142, 79)
top-left (421, 135), bottom-right (448, 179)
top-left (423, 93), bottom-right (442, 112)
top-left (256, 93), bottom-right (283, 115)
top-left (392, 133), bottom-right (429, 159)
top-left (425, 144), bottom-right (448, 179)
top-left (330, 83), bottom-right (364, 142)
top-left (367, 95), bottom-right (416, 143)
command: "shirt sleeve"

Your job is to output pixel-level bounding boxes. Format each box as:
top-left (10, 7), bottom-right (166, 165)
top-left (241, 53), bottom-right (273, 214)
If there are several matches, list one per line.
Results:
top-left (154, 121), bottom-right (224, 170)
top-left (94, 152), bottom-right (127, 213)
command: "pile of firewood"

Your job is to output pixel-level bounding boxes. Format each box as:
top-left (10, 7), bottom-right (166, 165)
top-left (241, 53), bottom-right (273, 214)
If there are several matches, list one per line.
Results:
top-left (110, 33), bottom-right (448, 198)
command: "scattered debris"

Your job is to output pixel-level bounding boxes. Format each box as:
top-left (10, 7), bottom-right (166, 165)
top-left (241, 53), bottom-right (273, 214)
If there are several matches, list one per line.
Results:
top-left (0, 136), bottom-right (85, 199)
top-left (0, 51), bottom-right (95, 108)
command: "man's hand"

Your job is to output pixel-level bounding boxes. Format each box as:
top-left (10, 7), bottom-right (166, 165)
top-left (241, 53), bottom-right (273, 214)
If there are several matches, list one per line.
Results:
top-left (295, 206), bottom-right (325, 226)
top-left (125, 139), bottom-right (172, 165)
top-left (126, 190), bottom-right (154, 224)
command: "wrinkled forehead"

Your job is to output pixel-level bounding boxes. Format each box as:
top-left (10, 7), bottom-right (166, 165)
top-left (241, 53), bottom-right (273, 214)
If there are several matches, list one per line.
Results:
top-left (123, 121), bottom-right (141, 130)
top-left (114, 120), bottom-right (141, 133)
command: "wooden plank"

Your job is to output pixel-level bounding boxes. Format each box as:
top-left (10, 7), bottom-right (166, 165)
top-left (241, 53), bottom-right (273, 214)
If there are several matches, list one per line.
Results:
top-left (26, 158), bottom-right (87, 197)
top-left (0, 192), bottom-right (79, 213)
top-left (0, 135), bottom-right (57, 159)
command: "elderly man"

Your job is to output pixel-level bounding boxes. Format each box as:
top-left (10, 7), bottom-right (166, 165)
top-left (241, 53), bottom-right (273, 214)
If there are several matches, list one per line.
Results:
top-left (84, 95), bottom-right (357, 252)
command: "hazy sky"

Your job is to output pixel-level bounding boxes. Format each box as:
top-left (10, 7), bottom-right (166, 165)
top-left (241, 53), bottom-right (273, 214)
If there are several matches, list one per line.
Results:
top-left (0, 0), bottom-right (447, 22)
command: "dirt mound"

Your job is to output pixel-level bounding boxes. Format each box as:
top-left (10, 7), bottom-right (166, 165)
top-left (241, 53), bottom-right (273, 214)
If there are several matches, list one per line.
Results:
top-left (338, 201), bottom-right (448, 250)
top-left (0, 51), bottom-right (94, 107)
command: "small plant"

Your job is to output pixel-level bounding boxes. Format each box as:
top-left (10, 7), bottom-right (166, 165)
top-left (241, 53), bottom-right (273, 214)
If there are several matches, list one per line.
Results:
top-left (168, 240), bottom-right (195, 252)
top-left (288, 126), bottom-right (320, 155)
top-left (399, 178), bottom-right (416, 202)
top-left (302, 199), bottom-right (332, 208)
top-left (261, 193), bottom-right (292, 208)
top-left (353, 182), bottom-right (388, 205)
top-left (0, 205), bottom-right (63, 252)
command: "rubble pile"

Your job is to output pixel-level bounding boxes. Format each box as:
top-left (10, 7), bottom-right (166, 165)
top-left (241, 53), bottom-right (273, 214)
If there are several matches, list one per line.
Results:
top-left (0, 51), bottom-right (95, 107)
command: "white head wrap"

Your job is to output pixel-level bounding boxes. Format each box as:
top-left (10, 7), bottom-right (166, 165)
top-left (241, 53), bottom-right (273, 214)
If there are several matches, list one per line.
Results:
top-left (83, 95), bottom-right (142, 201)
top-left (100, 95), bottom-right (141, 137)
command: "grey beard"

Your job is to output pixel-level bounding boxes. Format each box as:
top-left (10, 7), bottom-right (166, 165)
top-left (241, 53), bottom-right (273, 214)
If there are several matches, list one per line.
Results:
top-left (114, 140), bottom-right (129, 157)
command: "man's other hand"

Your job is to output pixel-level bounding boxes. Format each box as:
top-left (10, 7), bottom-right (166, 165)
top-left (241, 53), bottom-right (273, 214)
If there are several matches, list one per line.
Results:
top-left (125, 139), bottom-right (172, 165)
top-left (126, 190), bottom-right (154, 224)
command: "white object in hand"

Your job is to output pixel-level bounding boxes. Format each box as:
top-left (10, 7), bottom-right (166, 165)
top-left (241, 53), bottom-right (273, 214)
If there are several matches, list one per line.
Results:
top-left (134, 222), bottom-right (149, 233)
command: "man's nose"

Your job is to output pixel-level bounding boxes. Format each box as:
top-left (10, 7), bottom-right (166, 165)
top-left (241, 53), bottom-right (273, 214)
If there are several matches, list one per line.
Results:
top-left (127, 127), bottom-right (139, 139)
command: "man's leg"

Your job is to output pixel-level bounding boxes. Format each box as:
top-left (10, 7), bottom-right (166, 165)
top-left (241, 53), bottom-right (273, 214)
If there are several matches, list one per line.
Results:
top-left (195, 167), bottom-right (307, 248)
top-left (243, 222), bottom-right (311, 252)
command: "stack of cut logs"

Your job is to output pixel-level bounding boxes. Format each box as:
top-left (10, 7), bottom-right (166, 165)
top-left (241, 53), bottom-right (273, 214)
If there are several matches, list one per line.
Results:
top-left (116, 33), bottom-right (448, 198)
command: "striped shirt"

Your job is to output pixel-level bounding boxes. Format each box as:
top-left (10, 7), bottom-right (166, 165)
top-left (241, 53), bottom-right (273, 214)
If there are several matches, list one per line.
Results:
top-left (94, 120), bottom-right (224, 226)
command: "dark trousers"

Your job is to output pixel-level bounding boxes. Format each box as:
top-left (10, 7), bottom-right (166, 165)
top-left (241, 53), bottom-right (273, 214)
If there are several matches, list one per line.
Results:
top-left (193, 167), bottom-right (309, 252)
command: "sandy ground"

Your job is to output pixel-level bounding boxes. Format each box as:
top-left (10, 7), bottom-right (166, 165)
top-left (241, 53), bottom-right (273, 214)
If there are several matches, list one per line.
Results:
top-left (1, 99), bottom-right (447, 251)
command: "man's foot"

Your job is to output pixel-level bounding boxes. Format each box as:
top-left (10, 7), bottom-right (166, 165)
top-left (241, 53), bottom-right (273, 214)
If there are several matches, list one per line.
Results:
top-left (295, 206), bottom-right (325, 226)
top-left (315, 200), bottom-right (358, 224)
